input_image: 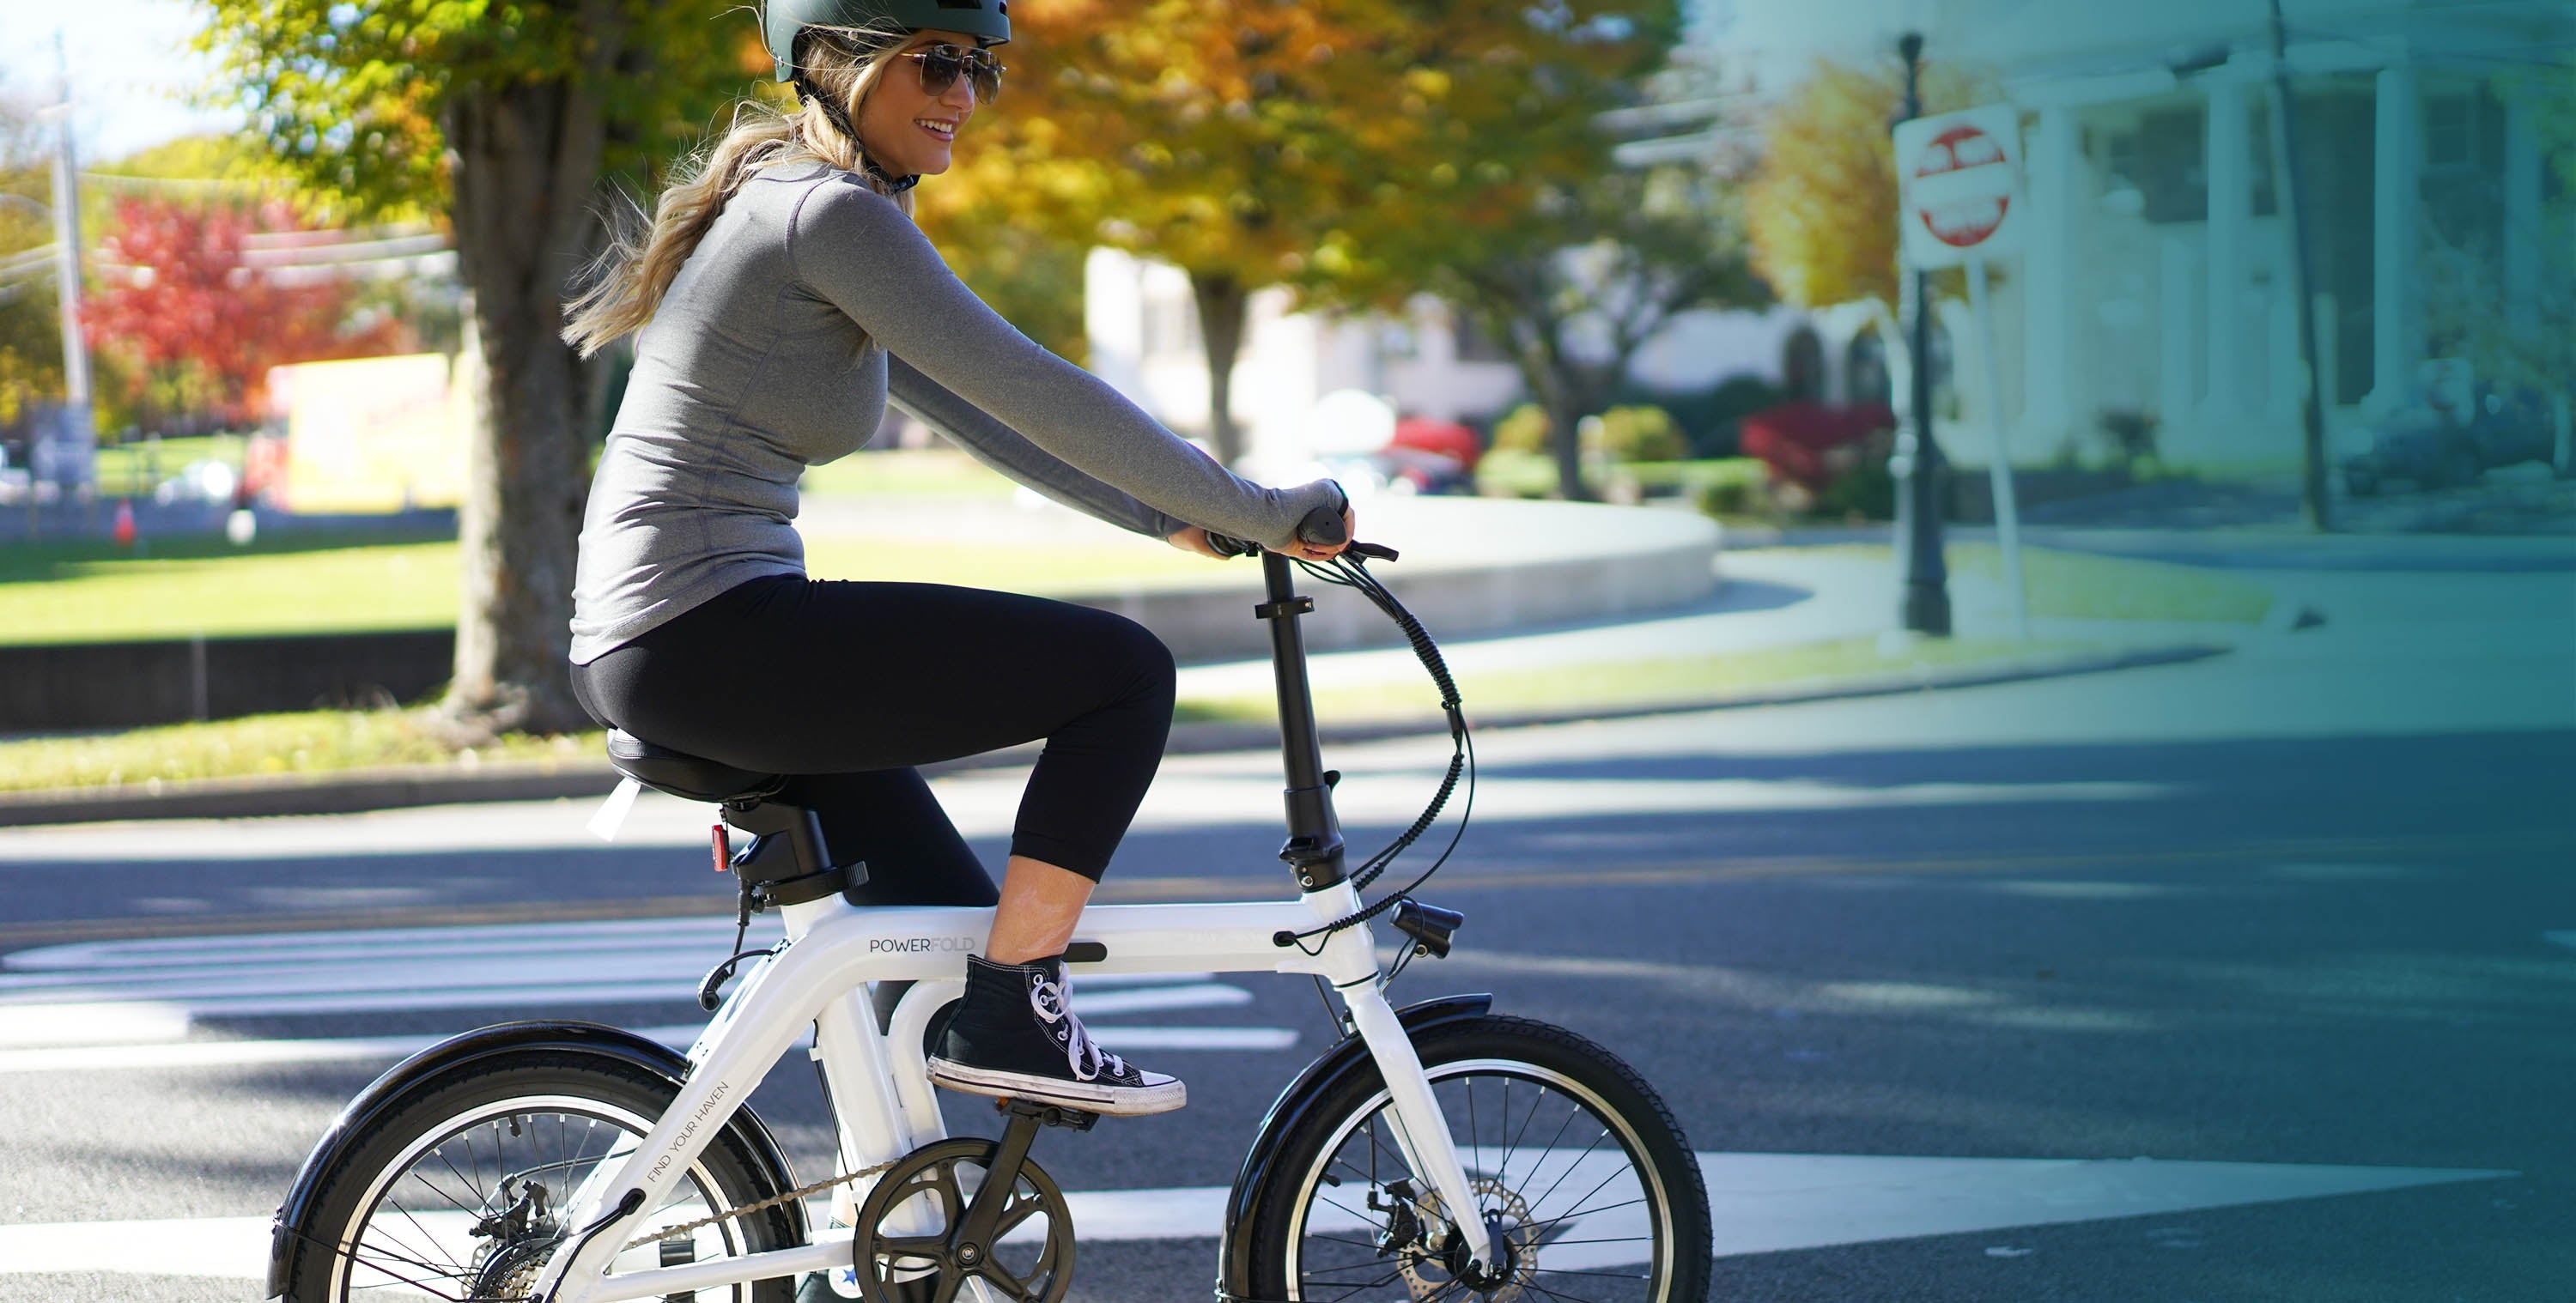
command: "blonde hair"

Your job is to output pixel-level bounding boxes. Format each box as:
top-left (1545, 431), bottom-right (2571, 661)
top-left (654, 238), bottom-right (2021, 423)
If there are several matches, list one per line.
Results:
top-left (562, 26), bottom-right (923, 358)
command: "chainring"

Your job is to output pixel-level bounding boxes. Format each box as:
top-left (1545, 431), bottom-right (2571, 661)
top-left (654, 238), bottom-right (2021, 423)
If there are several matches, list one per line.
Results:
top-left (852, 1137), bottom-right (1076, 1303)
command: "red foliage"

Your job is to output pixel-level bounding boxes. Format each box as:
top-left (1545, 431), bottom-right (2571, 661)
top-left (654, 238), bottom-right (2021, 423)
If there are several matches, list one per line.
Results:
top-left (83, 197), bottom-right (410, 426)
top-left (1737, 401), bottom-right (1899, 490)
top-left (1390, 417), bottom-right (1482, 470)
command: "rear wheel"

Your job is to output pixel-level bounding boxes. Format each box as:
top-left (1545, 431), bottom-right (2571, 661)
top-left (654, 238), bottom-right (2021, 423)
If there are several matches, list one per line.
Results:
top-left (279, 1050), bottom-right (800, 1302)
top-left (1243, 1015), bottom-right (1711, 1303)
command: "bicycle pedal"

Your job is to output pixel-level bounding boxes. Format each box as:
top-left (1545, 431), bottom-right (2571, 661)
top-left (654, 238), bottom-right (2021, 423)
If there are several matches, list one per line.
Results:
top-left (998, 1098), bottom-right (1100, 1131)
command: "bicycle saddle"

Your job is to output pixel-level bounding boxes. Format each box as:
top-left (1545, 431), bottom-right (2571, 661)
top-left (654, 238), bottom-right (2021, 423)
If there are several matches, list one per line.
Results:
top-left (605, 730), bottom-right (786, 803)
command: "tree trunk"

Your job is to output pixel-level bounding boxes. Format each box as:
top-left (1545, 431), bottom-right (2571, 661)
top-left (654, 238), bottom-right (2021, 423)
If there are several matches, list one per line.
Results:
top-left (1188, 270), bottom-right (1249, 466)
top-left (440, 31), bottom-right (620, 738)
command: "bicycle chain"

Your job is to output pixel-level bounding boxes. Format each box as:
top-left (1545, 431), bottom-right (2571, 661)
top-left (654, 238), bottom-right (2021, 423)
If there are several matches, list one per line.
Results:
top-left (625, 1155), bottom-right (902, 1251)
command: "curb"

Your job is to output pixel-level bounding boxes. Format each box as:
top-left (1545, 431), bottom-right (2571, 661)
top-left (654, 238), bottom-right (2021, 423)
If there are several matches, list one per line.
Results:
top-left (0, 641), bottom-right (2228, 829)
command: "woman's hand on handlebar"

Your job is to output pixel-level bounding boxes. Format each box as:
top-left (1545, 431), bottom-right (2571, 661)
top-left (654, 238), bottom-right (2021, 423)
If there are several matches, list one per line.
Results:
top-left (1287, 505), bottom-right (1357, 561)
top-left (1167, 504), bottom-right (1357, 561)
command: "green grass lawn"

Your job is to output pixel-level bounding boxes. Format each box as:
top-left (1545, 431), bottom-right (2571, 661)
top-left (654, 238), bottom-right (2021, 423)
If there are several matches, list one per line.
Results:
top-left (1186, 633), bottom-right (2102, 725)
top-left (1793, 543), bottom-right (2275, 625)
top-left (89, 434), bottom-right (248, 500)
top-left (0, 708), bottom-right (587, 793)
top-left (0, 533), bottom-right (1225, 646)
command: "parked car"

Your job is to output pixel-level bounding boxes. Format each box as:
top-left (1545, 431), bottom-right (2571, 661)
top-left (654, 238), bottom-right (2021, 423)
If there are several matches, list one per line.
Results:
top-left (2343, 385), bottom-right (2563, 497)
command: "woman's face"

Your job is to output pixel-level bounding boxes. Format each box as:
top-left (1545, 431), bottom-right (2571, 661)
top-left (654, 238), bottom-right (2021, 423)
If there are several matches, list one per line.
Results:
top-left (856, 30), bottom-right (983, 179)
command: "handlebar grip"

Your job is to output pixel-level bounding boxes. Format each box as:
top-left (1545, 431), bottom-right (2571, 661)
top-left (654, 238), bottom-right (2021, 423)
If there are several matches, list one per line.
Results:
top-left (1296, 502), bottom-right (1350, 548)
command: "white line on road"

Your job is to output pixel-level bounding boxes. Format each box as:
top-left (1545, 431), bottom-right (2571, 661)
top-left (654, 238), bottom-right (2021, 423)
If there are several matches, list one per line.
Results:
top-left (0, 918), bottom-right (1254, 1037)
top-left (0, 775), bottom-right (2175, 863)
top-left (0, 1153), bottom-right (2511, 1279)
top-left (0, 1021), bottom-right (1299, 1075)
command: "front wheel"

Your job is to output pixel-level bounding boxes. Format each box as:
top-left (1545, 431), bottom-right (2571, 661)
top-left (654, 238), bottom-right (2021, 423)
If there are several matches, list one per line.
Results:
top-left (277, 1049), bottom-right (801, 1302)
top-left (1243, 1015), bottom-right (1711, 1303)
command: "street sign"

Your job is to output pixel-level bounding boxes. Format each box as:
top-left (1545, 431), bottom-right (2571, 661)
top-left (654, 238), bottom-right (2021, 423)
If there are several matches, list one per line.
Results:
top-left (1893, 104), bottom-right (2026, 270)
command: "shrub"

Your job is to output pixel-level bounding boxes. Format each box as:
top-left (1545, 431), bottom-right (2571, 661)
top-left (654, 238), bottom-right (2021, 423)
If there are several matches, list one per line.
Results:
top-left (1491, 403), bottom-right (1552, 455)
top-left (1590, 405), bottom-right (1687, 464)
top-left (1690, 458), bottom-right (1773, 519)
top-left (1473, 447), bottom-right (1560, 498)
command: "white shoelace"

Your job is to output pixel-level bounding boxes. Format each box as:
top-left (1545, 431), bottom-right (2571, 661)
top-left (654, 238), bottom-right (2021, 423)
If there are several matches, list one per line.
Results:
top-left (1028, 976), bottom-right (1129, 1082)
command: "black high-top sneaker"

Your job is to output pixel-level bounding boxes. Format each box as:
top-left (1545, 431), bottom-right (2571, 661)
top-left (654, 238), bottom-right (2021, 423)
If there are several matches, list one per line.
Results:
top-left (927, 954), bottom-right (1185, 1116)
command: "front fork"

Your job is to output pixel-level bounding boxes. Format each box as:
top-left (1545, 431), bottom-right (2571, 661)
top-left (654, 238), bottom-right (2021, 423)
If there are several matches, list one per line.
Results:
top-left (1321, 926), bottom-right (1497, 1270)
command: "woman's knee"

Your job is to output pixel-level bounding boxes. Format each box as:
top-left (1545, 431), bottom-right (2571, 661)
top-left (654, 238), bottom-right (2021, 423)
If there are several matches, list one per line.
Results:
top-left (1091, 610), bottom-right (1176, 706)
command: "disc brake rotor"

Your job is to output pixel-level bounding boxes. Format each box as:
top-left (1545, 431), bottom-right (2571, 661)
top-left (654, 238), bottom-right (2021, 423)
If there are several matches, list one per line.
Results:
top-left (1399, 1178), bottom-right (1535, 1303)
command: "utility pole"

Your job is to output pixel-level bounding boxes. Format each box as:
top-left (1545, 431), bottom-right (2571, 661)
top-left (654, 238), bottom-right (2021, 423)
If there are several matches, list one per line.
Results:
top-left (1891, 32), bottom-right (1952, 635)
top-left (46, 32), bottom-right (94, 506)
top-left (2267, 0), bottom-right (2333, 530)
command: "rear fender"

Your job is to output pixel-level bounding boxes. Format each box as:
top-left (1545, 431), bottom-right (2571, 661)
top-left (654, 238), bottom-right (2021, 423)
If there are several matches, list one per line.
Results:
top-left (266, 1020), bottom-right (803, 1299)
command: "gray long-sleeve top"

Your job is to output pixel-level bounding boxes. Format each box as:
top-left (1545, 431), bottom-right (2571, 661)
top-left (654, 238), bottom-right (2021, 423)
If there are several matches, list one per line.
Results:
top-left (569, 162), bottom-right (1340, 664)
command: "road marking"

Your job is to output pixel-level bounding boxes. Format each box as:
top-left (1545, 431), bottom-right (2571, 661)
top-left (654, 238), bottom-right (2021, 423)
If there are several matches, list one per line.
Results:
top-left (0, 918), bottom-right (1253, 1033)
top-left (0, 775), bottom-right (2175, 863)
top-left (0, 1153), bottom-right (2511, 1279)
top-left (0, 1021), bottom-right (1297, 1075)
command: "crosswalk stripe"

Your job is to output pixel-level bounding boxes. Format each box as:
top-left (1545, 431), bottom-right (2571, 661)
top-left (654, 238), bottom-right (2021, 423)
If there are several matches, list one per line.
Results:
top-left (0, 1021), bottom-right (1299, 1075)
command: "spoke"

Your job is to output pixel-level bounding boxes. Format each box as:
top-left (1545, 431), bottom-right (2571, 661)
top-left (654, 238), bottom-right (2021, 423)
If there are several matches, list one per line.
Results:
top-left (993, 1191), bottom-right (1049, 1239)
top-left (1522, 1125), bottom-right (1612, 1216)
top-left (1314, 1191), bottom-right (1384, 1230)
top-left (1519, 1234), bottom-right (1651, 1248)
top-left (1522, 1277), bottom-right (1611, 1303)
top-left (1515, 1196), bottom-right (1646, 1238)
top-left (1530, 1267), bottom-right (1652, 1279)
top-left (882, 1234), bottom-right (954, 1259)
top-left (1303, 1262), bottom-right (1410, 1303)
top-left (1528, 1161), bottom-right (1631, 1237)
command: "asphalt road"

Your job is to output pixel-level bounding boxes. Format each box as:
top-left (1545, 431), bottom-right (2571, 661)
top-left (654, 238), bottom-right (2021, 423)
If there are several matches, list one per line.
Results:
top-left (1, 564), bottom-right (2570, 1302)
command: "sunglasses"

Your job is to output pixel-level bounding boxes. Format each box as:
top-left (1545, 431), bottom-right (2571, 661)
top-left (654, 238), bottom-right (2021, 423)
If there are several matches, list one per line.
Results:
top-left (901, 44), bottom-right (1004, 103)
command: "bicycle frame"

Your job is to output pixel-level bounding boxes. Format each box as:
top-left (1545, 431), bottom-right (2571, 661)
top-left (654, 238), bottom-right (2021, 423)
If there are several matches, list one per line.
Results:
top-left (534, 552), bottom-right (1494, 1303)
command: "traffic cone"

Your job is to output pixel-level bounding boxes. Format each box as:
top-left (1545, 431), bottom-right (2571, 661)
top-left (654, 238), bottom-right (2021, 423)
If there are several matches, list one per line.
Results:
top-left (112, 499), bottom-right (137, 550)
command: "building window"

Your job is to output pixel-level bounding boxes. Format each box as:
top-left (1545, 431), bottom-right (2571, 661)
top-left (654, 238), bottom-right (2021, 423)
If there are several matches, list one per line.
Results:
top-left (2422, 92), bottom-right (2476, 171)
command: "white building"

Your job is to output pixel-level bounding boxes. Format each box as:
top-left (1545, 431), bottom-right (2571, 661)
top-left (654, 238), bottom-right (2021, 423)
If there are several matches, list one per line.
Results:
top-left (1704, 0), bottom-right (2573, 471)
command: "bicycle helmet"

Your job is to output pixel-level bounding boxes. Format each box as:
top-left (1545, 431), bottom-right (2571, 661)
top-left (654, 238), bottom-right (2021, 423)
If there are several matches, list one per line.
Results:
top-left (763, 0), bottom-right (1011, 81)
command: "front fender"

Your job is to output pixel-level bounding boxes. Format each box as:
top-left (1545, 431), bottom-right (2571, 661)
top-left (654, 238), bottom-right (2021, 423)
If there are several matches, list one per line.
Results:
top-left (1217, 993), bottom-right (1492, 1299)
top-left (265, 1020), bottom-right (802, 1300)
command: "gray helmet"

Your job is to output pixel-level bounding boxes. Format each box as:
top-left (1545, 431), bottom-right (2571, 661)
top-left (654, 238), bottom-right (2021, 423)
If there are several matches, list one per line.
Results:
top-left (764, 0), bottom-right (1011, 81)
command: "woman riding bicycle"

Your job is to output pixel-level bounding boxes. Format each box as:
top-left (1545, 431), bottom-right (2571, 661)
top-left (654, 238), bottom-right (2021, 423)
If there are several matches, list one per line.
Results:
top-left (560, 0), bottom-right (1353, 1119)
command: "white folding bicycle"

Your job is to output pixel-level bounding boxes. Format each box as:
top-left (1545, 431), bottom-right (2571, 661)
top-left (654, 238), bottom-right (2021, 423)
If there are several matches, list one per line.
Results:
top-left (268, 536), bottom-right (1714, 1303)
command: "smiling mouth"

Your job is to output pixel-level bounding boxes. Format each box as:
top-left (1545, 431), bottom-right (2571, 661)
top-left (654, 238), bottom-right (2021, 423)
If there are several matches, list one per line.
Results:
top-left (914, 118), bottom-right (957, 142)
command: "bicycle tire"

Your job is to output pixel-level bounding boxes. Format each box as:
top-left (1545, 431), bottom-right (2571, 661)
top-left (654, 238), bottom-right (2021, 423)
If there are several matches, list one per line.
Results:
top-left (277, 1048), bottom-right (801, 1302)
top-left (1242, 1014), bottom-right (1711, 1303)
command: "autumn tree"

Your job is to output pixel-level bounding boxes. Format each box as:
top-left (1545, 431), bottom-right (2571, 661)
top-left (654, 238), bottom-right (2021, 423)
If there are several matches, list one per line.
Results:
top-left (198, 2), bottom-right (764, 735)
top-left (929, 0), bottom-right (1383, 464)
top-left (1741, 57), bottom-right (1985, 311)
top-left (0, 89), bottom-right (60, 432)
top-left (1278, 0), bottom-right (1753, 499)
top-left (84, 195), bottom-right (407, 432)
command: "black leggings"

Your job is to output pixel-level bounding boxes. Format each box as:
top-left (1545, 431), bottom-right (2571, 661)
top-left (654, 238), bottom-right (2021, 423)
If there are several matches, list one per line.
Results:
top-left (572, 573), bottom-right (1177, 895)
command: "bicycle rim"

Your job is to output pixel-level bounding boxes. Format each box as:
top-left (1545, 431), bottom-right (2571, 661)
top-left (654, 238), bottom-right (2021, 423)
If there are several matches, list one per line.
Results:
top-left (324, 1091), bottom-right (760, 1301)
top-left (1281, 1058), bottom-right (1679, 1303)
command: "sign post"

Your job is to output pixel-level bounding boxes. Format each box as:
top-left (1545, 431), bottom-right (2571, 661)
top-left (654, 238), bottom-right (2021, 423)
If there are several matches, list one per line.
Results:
top-left (1894, 103), bottom-right (2031, 641)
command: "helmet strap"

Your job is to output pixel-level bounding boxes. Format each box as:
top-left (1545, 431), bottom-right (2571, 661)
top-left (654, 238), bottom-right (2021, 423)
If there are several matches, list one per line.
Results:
top-left (793, 73), bottom-right (918, 195)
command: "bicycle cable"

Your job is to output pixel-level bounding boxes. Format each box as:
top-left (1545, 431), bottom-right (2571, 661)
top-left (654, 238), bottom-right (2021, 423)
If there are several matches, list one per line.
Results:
top-left (1273, 549), bottom-right (1479, 953)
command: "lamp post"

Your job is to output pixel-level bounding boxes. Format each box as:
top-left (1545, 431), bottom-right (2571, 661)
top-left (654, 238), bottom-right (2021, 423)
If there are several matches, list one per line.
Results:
top-left (1891, 32), bottom-right (1951, 635)
top-left (2267, 0), bottom-right (2333, 530)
